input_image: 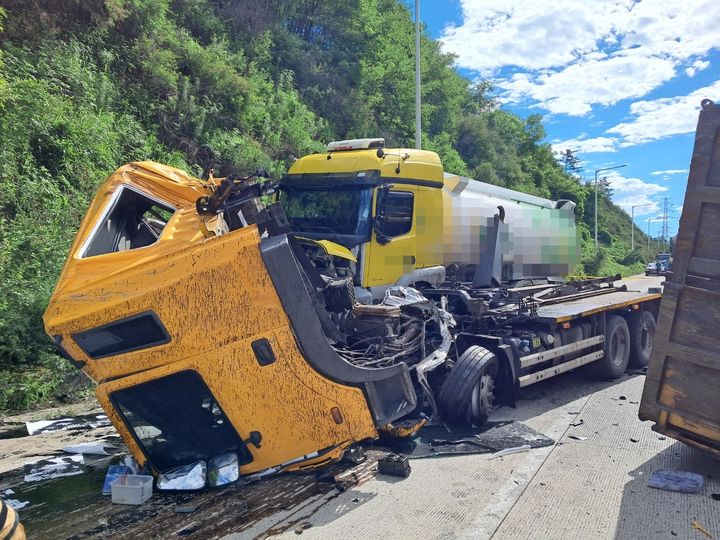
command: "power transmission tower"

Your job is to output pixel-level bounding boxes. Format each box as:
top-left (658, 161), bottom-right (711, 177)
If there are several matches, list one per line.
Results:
top-left (559, 148), bottom-right (582, 175)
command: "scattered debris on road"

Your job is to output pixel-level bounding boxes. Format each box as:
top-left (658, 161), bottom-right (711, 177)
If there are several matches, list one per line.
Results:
top-left (490, 445), bottom-right (531, 459)
top-left (5, 499), bottom-right (29, 510)
top-left (23, 455), bottom-right (85, 483)
top-left (649, 470), bottom-right (704, 493)
top-left (377, 454), bottom-right (411, 478)
top-left (25, 415), bottom-right (111, 436)
top-left (174, 503), bottom-right (199, 514)
top-left (692, 519), bottom-right (713, 539)
top-left (384, 421), bottom-right (553, 459)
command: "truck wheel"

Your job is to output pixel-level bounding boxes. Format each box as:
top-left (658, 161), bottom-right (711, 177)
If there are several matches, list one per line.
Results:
top-left (438, 346), bottom-right (498, 426)
top-left (589, 315), bottom-right (631, 379)
top-left (628, 311), bottom-right (656, 368)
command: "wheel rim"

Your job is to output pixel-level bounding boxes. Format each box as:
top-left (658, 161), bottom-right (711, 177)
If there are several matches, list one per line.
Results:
top-left (469, 369), bottom-right (496, 423)
top-left (640, 322), bottom-right (653, 356)
top-left (610, 329), bottom-right (627, 367)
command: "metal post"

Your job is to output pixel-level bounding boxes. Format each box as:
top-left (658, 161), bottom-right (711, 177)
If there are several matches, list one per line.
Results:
top-left (593, 164), bottom-right (628, 251)
top-left (594, 170), bottom-right (599, 250)
top-left (414, 0), bottom-right (421, 150)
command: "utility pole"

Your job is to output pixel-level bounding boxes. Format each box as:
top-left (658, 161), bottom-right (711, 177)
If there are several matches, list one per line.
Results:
top-left (660, 197), bottom-right (669, 252)
top-left (414, 0), bottom-right (421, 149)
top-left (631, 203), bottom-right (653, 250)
top-left (593, 164), bottom-right (627, 251)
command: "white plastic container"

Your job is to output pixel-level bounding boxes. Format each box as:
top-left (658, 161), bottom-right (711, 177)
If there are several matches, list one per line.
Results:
top-left (110, 474), bottom-right (153, 505)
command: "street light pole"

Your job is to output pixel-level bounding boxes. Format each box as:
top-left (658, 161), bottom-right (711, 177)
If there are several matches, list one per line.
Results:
top-left (414, 0), bottom-right (421, 150)
top-left (631, 203), bottom-right (653, 250)
top-left (594, 164), bottom-right (628, 250)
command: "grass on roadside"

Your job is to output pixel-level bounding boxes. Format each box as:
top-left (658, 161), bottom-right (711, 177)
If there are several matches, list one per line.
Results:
top-left (0, 353), bottom-right (92, 414)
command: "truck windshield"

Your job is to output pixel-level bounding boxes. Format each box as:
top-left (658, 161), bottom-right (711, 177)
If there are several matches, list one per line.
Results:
top-left (279, 186), bottom-right (373, 237)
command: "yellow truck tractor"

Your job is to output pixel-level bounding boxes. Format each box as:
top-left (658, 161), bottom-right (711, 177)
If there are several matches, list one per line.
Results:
top-left (280, 138), bottom-right (579, 301)
top-left (44, 141), bottom-right (660, 490)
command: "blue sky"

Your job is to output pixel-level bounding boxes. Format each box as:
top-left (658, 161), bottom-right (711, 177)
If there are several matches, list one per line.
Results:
top-left (419, 0), bottom-right (720, 238)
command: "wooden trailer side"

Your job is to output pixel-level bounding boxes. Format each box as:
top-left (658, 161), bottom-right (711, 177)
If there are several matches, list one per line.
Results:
top-left (639, 99), bottom-right (720, 457)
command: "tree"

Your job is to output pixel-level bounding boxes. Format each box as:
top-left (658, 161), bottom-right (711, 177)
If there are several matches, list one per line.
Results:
top-left (597, 176), bottom-right (613, 197)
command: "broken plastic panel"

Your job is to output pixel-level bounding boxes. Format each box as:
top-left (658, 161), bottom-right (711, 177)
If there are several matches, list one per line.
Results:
top-left (157, 461), bottom-right (207, 491)
top-left (208, 453), bottom-right (240, 487)
top-left (156, 453), bottom-right (240, 491)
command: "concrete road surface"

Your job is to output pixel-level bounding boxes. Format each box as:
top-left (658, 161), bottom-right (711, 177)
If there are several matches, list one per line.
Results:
top-left (619, 273), bottom-right (665, 293)
top-left (226, 273), bottom-right (720, 540)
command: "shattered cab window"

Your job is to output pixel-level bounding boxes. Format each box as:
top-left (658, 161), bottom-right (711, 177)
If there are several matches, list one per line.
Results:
top-left (111, 371), bottom-right (252, 471)
top-left (81, 186), bottom-right (175, 258)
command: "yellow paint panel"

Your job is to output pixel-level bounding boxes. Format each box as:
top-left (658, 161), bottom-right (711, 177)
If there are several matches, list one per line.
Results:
top-left (363, 186), bottom-right (417, 287)
top-left (97, 325), bottom-right (377, 474)
top-left (289, 148), bottom-right (444, 183)
top-left (46, 224), bottom-right (288, 383)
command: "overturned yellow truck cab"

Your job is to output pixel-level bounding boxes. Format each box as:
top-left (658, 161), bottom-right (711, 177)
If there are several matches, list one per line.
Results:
top-left (43, 161), bottom-right (419, 485)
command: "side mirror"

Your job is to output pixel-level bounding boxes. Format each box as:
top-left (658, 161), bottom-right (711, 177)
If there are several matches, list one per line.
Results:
top-left (373, 184), bottom-right (391, 245)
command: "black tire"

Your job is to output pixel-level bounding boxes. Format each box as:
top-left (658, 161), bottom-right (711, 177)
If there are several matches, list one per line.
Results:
top-left (628, 311), bottom-right (656, 368)
top-left (438, 346), bottom-right (499, 426)
top-left (588, 314), bottom-right (631, 379)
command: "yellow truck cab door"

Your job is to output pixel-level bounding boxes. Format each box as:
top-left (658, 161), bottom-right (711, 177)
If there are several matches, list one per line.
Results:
top-left (362, 185), bottom-right (417, 288)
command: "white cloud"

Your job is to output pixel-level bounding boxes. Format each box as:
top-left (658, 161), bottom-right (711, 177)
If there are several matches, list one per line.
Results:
top-left (685, 60), bottom-right (710, 77)
top-left (498, 54), bottom-right (676, 116)
top-left (606, 80), bottom-right (720, 146)
top-left (441, 0), bottom-right (720, 116)
top-left (552, 136), bottom-right (617, 154)
top-left (650, 169), bottom-right (688, 176)
top-left (603, 171), bottom-right (667, 215)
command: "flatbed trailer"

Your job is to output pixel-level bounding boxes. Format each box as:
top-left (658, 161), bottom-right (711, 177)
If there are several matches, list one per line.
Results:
top-left (517, 288), bottom-right (660, 386)
top-left (426, 276), bottom-right (661, 418)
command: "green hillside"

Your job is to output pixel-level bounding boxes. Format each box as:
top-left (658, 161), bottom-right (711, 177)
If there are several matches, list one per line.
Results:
top-left (0, 0), bottom-right (655, 411)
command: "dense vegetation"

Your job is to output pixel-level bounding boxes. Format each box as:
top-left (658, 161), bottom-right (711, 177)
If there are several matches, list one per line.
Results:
top-left (0, 0), bottom-right (655, 411)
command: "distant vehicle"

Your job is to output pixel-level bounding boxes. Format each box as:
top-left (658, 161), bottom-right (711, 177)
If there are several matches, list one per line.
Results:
top-left (656, 252), bottom-right (671, 271)
top-left (645, 262), bottom-right (658, 276)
